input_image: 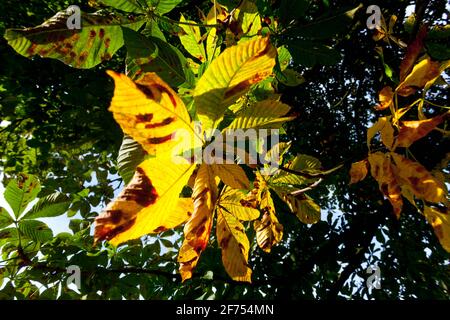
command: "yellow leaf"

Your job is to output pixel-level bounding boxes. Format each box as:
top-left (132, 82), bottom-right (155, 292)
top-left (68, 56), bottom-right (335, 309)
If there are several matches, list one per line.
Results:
top-left (179, 14), bottom-right (206, 62)
top-left (396, 57), bottom-right (441, 97)
top-left (368, 152), bottom-right (403, 218)
top-left (227, 99), bottom-right (294, 130)
top-left (212, 164), bottom-right (250, 189)
top-left (349, 159), bottom-right (369, 184)
top-left (375, 86), bottom-right (394, 111)
top-left (94, 157), bottom-right (195, 245)
top-left (380, 117), bottom-right (395, 150)
top-left (424, 206), bottom-right (450, 252)
top-left (218, 187), bottom-right (260, 221)
top-left (253, 190), bottom-right (283, 252)
top-left (282, 194), bottom-right (321, 224)
top-left (205, 2), bottom-right (227, 61)
top-left (178, 240), bottom-right (201, 282)
top-left (184, 164), bottom-right (217, 250)
top-left (195, 36), bottom-right (277, 131)
top-left (391, 153), bottom-right (446, 204)
top-left (216, 207), bottom-right (252, 282)
top-left (106, 71), bottom-right (200, 156)
top-left (395, 112), bottom-right (448, 148)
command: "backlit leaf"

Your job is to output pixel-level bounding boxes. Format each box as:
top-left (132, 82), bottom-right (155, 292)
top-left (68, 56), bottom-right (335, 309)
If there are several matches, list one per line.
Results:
top-left (396, 57), bottom-right (441, 96)
top-left (375, 86), bottom-right (394, 111)
top-left (94, 157), bottom-right (195, 245)
top-left (0, 208), bottom-right (13, 229)
top-left (117, 135), bottom-right (147, 185)
top-left (178, 14), bottom-right (206, 63)
top-left (424, 206), bottom-right (450, 252)
top-left (212, 164), bottom-right (250, 189)
top-left (391, 153), bottom-right (446, 204)
top-left (4, 174), bottom-right (40, 218)
top-left (253, 190), bottom-right (283, 252)
top-left (23, 192), bottom-right (70, 219)
top-left (4, 9), bottom-right (145, 69)
top-left (99, 0), bottom-right (144, 13)
top-left (399, 25), bottom-right (427, 81)
top-left (216, 207), bottom-right (252, 282)
top-left (282, 194), bottom-right (321, 224)
top-left (195, 36), bottom-right (277, 131)
top-left (107, 71), bottom-right (201, 156)
top-left (349, 159), bottom-right (368, 184)
top-left (218, 187), bottom-right (260, 221)
top-left (395, 112), bottom-right (448, 148)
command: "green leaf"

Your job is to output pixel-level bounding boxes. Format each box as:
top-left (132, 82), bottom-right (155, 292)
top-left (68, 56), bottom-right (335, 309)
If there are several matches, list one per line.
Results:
top-left (178, 14), bottom-right (206, 63)
top-left (278, 69), bottom-right (305, 86)
top-left (147, 0), bottom-right (184, 15)
top-left (426, 42), bottom-right (450, 61)
top-left (4, 174), bottom-right (40, 218)
top-left (287, 41), bottom-right (341, 67)
top-left (22, 192), bottom-right (70, 219)
top-left (123, 27), bottom-right (194, 87)
top-left (4, 8), bottom-right (145, 69)
top-left (142, 19), bottom-right (166, 41)
top-left (284, 5), bottom-right (361, 40)
top-left (18, 220), bottom-right (53, 243)
top-left (279, 0), bottom-right (310, 24)
top-left (0, 208), bottom-right (13, 229)
top-left (117, 135), bottom-right (147, 185)
top-left (99, 0), bottom-right (144, 13)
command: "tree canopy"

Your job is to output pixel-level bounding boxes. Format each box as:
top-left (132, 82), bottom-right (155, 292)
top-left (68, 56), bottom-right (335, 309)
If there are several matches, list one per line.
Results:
top-left (0, 0), bottom-right (449, 300)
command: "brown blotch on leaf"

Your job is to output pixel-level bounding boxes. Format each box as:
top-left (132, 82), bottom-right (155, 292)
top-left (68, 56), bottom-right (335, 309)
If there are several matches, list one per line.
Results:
top-left (153, 84), bottom-right (177, 108)
top-left (79, 52), bottom-right (88, 62)
top-left (104, 38), bottom-right (111, 48)
top-left (120, 167), bottom-right (158, 207)
top-left (145, 117), bottom-right (175, 129)
top-left (148, 134), bottom-right (173, 144)
top-left (89, 30), bottom-right (96, 38)
top-left (153, 226), bottom-right (167, 233)
top-left (99, 28), bottom-right (105, 39)
top-left (101, 53), bottom-right (112, 61)
top-left (135, 113), bottom-right (154, 123)
top-left (136, 84), bottom-right (155, 100)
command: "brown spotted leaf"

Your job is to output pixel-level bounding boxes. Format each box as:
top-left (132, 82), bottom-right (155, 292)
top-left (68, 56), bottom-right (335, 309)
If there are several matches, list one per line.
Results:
top-left (253, 190), bottom-right (283, 252)
top-left (107, 71), bottom-right (201, 156)
top-left (399, 25), bottom-right (427, 82)
top-left (195, 36), bottom-right (277, 131)
top-left (282, 194), bottom-right (321, 224)
top-left (395, 112), bottom-right (448, 148)
top-left (368, 152), bottom-right (403, 218)
top-left (216, 207), bottom-right (252, 282)
top-left (94, 156), bottom-right (195, 245)
top-left (178, 164), bottom-right (218, 281)
top-left (349, 159), bottom-right (369, 184)
top-left (391, 153), bottom-right (446, 204)
top-left (218, 187), bottom-right (260, 221)
top-left (4, 8), bottom-right (144, 69)
top-left (396, 57), bottom-right (441, 96)
top-left (424, 206), bottom-right (450, 252)
top-left (375, 86), bottom-right (394, 111)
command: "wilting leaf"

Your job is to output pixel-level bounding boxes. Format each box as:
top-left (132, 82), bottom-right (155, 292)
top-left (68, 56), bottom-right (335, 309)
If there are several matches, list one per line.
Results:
top-left (376, 86), bottom-right (394, 111)
top-left (395, 112), bottom-right (448, 148)
top-left (349, 159), bottom-right (369, 184)
top-left (399, 25), bottom-right (427, 81)
top-left (391, 153), bottom-right (446, 204)
top-left (282, 194), bottom-right (321, 224)
top-left (22, 192), bottom-right (70, 219)
top-left (216, 207), bottom-right (252, 282)
top-left (107, 71), bottom-right (201, 156)
top-left (368, 152), bottom-right (403, 218)
top-left (195, 36), bottom-right (277, 131)
top-left (253, 190), bottom-right (283, 252)
top-left (227, 99), bottom-right (293, 129)
top-left (4, 8), bottom-right (144, 69)
top-left (179, 164), bottom-right (217, 281)
top-left (4, 174), bottom-right (41, 218)
top-left (94, 157), bottom-right (195, 245)
top-left (218, 187), bottom-right (260, 221)
top-left (396, 57), bottom-right (441, 96)
top-left (178, 14), bottom-right (206, 63)
top-left (212, 164), bottom-right (250, 189)
top-left (424, 206), bottom-right (450, 252)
